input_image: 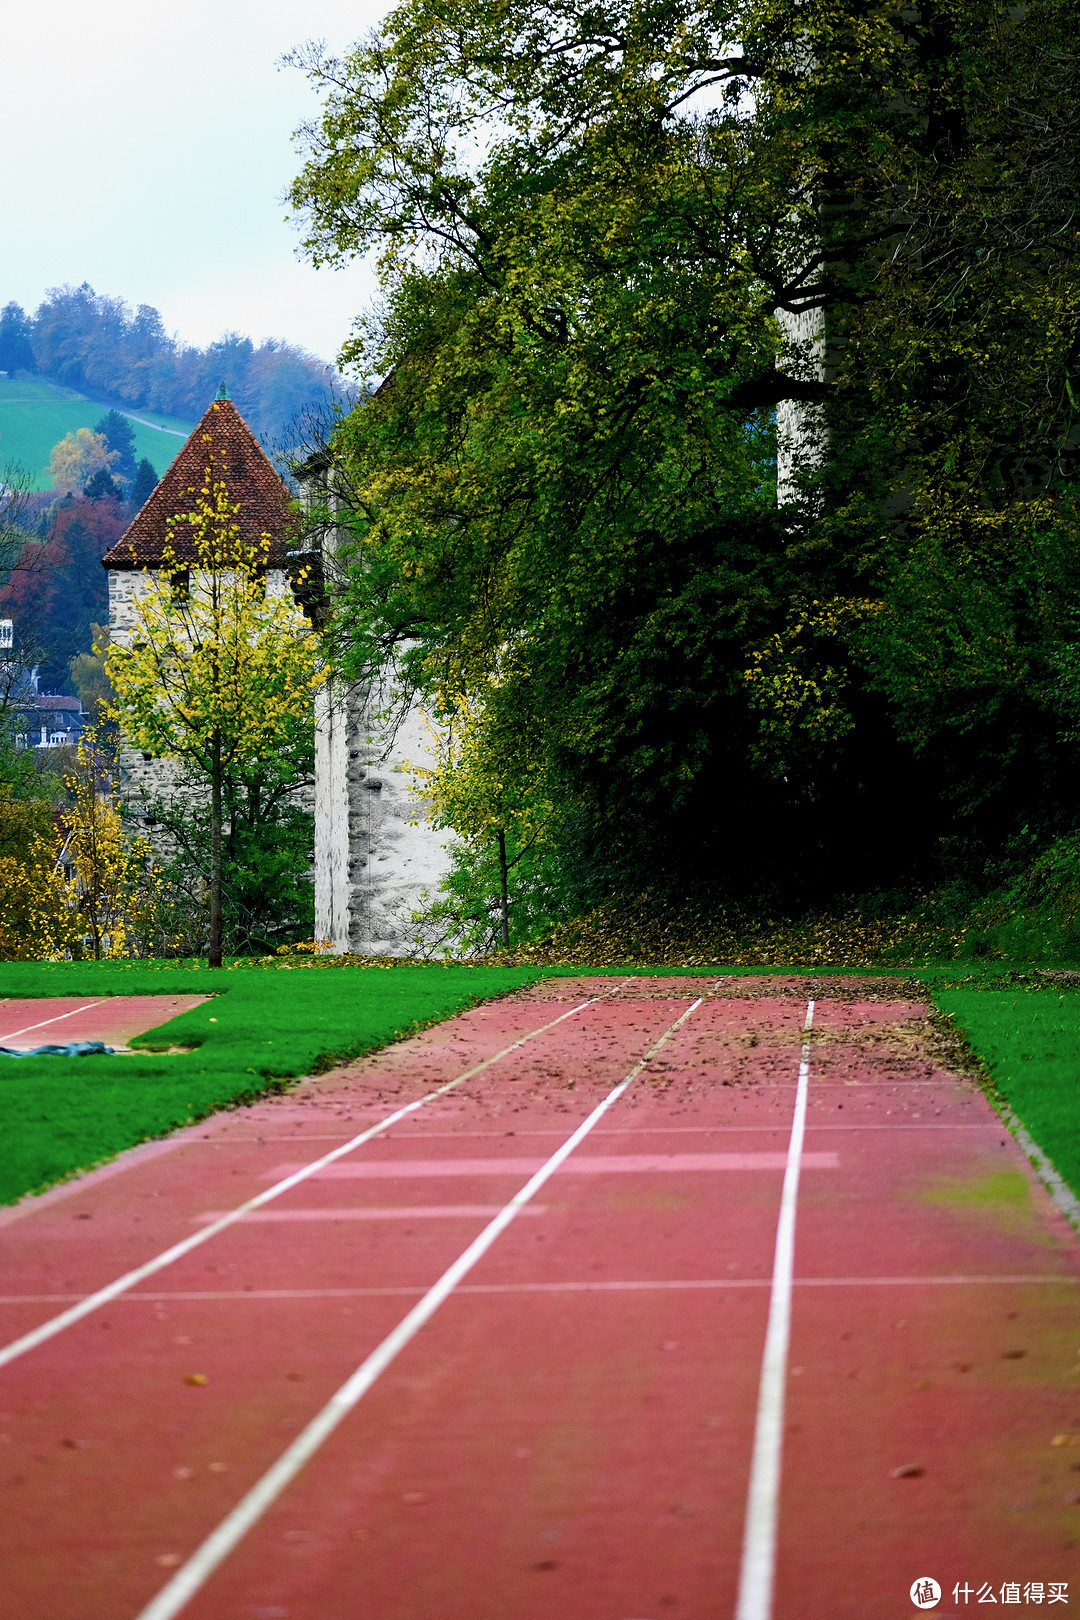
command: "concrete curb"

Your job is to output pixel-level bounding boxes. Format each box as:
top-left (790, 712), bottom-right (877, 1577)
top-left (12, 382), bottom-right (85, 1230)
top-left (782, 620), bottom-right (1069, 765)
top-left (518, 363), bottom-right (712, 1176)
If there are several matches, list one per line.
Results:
top-left (1002, 1105), bottom-right (1080, 1236)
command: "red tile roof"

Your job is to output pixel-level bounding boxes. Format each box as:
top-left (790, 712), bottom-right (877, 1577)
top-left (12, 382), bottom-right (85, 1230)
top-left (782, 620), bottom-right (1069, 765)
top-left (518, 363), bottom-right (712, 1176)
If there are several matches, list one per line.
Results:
top-left (101, 398), bottom-right (297, 570)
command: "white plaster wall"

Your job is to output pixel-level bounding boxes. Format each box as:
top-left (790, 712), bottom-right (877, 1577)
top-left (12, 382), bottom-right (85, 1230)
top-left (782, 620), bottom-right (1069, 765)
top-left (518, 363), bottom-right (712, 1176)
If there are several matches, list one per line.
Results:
top-left (108, 567), bottom-right (157, 640)
top-left (109, 567), bottom-right (289, 634)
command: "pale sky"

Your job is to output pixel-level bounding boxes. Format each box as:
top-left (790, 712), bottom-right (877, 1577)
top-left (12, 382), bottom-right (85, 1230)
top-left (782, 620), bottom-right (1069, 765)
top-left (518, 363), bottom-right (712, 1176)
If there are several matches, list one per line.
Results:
top-left (0, 0), bottom-right (393, 370)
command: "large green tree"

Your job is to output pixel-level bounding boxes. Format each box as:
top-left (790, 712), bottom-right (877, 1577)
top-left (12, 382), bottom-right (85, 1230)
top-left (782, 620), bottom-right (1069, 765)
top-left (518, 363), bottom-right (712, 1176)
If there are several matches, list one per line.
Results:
top-left (289, 0), bottom-right (1080, 912)
top-left (93, 410), bottom-right (138, 488)
top-left (0, 302), bottom-right (35, 374)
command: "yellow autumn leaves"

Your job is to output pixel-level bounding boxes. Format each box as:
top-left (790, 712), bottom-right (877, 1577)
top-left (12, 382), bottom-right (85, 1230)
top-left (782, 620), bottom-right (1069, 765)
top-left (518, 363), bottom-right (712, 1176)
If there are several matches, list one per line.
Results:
top-left (0, 730), bottom-right (157, 961)
top-left (104, 469), bottom-right (324, 779)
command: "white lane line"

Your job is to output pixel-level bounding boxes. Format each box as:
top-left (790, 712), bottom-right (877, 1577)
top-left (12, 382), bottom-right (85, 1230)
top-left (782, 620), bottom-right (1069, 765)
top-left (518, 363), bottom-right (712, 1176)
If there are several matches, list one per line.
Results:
top-left (0, 1273), bottom-right (1068, 1306)
top-left (134, 996), bottom-right (703, 1620)
top-left (0, 985), bottom-right (630, 1373)
top-left (735, 997), bottom-right (814, 1620)
top-left (0, 1003), bottom-right (103, 1044)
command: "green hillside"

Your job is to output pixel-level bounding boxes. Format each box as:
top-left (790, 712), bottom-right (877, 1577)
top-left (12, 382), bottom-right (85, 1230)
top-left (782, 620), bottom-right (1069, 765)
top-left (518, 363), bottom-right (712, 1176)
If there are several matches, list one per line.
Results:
top-left (0, 375), bottom-right (194, 490)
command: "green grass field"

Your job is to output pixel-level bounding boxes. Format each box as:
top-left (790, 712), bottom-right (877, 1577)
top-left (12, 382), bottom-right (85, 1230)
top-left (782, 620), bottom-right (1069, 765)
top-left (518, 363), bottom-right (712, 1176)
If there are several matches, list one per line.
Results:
top-left (0, 959), bottom-right (548, 1205)
top-left (0, 375), bottom-right (193, 490)
top-left (928, 979), bottom-right (1080, 1203)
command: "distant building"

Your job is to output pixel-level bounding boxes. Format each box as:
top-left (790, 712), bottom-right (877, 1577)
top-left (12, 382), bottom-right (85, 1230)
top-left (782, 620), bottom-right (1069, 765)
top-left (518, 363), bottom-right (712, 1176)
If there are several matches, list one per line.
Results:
top-left (2, 620), bottom-right (86, 748)
top-left (11, 685), bottom-right (86, 750)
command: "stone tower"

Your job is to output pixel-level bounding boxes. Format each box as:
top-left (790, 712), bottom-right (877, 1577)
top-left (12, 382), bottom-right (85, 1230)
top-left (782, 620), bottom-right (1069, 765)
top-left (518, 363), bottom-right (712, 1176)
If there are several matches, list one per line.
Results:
top-left (102, 393), bottom-right (450, 955)
top-left (101, 393), bottom-right (295, 803)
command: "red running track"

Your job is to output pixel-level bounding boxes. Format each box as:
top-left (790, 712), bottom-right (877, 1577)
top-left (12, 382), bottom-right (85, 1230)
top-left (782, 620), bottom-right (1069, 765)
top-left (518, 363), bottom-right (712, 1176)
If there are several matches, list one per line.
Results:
top-left (0, 995), bottom-right (209, 1050)
top-left (0, 975), bottom-right (1079, 1620)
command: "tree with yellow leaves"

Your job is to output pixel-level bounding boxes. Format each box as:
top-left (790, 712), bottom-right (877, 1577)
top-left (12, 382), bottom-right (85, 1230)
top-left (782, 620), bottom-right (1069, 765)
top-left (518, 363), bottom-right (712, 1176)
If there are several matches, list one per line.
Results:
top-left (60, 728), bottom-right (157, 960)
top-left (105, 467), bottom-right (324, 967)
top-left (49, 428), bottom-right (116, 495)
top-left (0, 793), bottom-right (75, 961)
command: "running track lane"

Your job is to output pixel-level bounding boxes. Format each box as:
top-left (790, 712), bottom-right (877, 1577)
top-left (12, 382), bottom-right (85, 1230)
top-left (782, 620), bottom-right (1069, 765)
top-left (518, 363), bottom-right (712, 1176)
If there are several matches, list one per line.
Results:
top-left (0, 981), bottom-right (628, 1369)
top-left (0, 977), bottom-right (692, 1618)
top-left (2, 978), bottom-right (1080, 1618)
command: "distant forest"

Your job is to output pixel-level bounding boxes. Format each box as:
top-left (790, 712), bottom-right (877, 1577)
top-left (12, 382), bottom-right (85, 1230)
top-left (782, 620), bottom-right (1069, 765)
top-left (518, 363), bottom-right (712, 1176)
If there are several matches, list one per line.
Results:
top-left (0, 284), bottom-right (358, 696)
top-left (0, 284), bottom-right (356, 449)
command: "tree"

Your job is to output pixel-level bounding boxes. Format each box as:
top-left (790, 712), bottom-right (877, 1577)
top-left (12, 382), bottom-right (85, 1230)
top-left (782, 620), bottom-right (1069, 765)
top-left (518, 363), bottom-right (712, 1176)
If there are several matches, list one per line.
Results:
top-left (137, 750), bottom-right (316, 956)
top-left (59, 728), bottom-right (157, 960)
top-left (131, 458), bottom-right (159, 510)
top-left (0, 302), bottom-right (35, 374)
top-left (49, 427), bottom-right (116, 494)
top-left (288, 0), bottom-right (1080, 913)
top-left (84, 467), bottom-right (123, 501)
top-left (0, 716), bottom-right (51, 802)
top-left (412, 680), bottom-right (554, 950)
top-left (284, 0), bottom-right (881, 912)
top-left (0, 465), bottom-right (66, 744)
top-left (104, 466), bottom-right (324, 966)
top-left (69, 625), bottom-right (115, 723)
top-left (93, 411), bottom-right (138, 487)
top-left (1, 496), bottom-right (119, 691)
top-left (30, 284), bottom-right (356, 449)
top-left (0, 793), bottom-right (75, 960)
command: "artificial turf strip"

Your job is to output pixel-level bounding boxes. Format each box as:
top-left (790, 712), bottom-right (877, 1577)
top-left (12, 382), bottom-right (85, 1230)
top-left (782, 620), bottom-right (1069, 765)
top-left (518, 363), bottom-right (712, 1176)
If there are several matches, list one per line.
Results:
top-left (0, 961), bottom-right (547, 1205)
top-left (932, 987), bottom-right (1080, 1201)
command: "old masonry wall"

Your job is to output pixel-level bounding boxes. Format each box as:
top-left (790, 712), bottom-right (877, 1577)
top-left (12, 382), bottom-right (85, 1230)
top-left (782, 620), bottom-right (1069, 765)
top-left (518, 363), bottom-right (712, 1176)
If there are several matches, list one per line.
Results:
top-left (314, 672), bottom-right (452, 956)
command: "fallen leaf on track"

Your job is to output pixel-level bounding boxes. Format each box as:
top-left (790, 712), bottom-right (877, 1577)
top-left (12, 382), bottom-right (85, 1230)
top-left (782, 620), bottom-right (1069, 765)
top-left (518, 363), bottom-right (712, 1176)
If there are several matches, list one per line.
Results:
top-left (891, 1464), bottom-right (925, 1478)
top-left (183, 1374), bottom-right (208, 1387)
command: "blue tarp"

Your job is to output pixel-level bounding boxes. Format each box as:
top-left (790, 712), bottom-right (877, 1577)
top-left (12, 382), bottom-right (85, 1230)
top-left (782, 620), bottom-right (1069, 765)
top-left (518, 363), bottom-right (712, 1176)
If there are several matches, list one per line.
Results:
top-left (0, 1040), bottom-right (115, 1059)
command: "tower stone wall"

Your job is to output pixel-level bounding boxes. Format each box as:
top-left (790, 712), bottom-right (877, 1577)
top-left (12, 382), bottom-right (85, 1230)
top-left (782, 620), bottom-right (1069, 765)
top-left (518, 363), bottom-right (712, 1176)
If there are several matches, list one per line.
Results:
top-left (299, 464), bottom-right (452, 956)
top-left (106, 563), bottom-right (294, 809)
top-left (314, 675), bottom-right (450, 954)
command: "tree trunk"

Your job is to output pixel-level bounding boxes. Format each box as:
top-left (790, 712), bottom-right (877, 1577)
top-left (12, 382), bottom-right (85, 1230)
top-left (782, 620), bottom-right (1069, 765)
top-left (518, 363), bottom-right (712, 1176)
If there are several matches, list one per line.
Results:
top-left (496, 828), bottom-right (510, 951)
top-left (209, 732), bottom-right (223, 968)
